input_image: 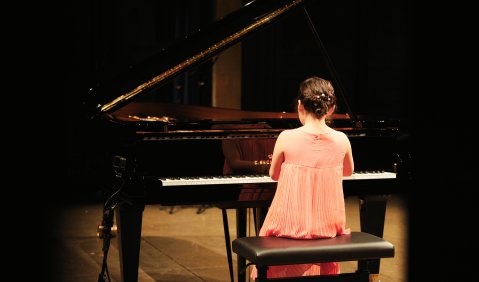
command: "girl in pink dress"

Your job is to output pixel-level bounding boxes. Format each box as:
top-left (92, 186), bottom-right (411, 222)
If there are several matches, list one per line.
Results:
top-left (250, 76), bottom-right (355, 279)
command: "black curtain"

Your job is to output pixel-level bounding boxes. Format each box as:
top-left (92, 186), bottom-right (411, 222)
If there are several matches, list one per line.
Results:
top-left (241, 0), bottom-right (413, 125)
top-left (65, 0), bottom-right (216, 203)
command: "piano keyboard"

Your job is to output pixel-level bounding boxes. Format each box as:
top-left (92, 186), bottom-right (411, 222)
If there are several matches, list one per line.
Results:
top-left (159, 171), bottom-right (396, 187)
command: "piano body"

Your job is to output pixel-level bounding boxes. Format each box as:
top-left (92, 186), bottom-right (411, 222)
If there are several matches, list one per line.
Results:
top-left (87, 0), bottom-right (409, 281)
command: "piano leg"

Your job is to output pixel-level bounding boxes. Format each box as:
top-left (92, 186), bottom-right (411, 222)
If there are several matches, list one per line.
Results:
top-left (255, 207), bottom-right (268, 233)
top-left (236, 208), bottom-right (247, 282)
top-left (115, 202), bottom-right (145, 282)
top-left (358, 195), bottom-right (389, 275)
top-left (221, 209), bottom-right (234, 282)
top-left (235, 206), bottom-right (268, 282)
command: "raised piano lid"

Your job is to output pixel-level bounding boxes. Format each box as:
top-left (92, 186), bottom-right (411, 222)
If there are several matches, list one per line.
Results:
top-left (85, 0), bottom-right (359, 136)
top-left (88, 0), bottom-right (308, 117)
top-left (86, 0), bottom-right (399, 138)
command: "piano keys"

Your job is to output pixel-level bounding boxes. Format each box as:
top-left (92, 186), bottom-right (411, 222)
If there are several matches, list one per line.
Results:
top-left (158, 171), bottom-right (396, 186)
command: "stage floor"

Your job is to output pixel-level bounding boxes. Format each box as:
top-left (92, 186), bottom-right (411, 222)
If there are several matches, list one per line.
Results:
top-left (46, 195), bottom-right (408, 282)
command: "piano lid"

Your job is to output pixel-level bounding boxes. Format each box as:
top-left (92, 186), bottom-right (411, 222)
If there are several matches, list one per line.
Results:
top-left (88, 0), bottom-right (306, 117)
top-left (108, 101), bottom-right (350, 136)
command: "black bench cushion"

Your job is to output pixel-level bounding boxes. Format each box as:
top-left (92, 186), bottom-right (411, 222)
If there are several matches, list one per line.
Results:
top-left (232, 231), bottom-right (394, 267)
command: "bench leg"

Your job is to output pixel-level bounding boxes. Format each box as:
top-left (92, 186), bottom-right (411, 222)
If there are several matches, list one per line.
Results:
top-left (358, 259), bottom-right (381, 282)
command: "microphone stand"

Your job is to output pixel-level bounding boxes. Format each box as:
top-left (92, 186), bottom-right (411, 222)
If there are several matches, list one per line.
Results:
top-left (98, 204), bottom-right (116, 282)
top-left (98, 156), bottom-right (128, 282)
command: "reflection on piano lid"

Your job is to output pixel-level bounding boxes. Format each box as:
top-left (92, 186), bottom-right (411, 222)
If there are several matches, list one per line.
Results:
top-left (107, 101), bottom-right (353, 137)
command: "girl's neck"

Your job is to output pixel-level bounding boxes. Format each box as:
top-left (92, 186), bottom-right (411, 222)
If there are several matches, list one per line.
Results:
top-left (301, 114), bottom-right (331, 133)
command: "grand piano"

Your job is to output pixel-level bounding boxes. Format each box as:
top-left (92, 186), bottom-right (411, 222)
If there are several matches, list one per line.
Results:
top-left (86, 0), bottom-right (410, 281)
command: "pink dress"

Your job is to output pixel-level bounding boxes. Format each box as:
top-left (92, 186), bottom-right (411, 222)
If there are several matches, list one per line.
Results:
top-left (250, 127), bottom-right (351, 279)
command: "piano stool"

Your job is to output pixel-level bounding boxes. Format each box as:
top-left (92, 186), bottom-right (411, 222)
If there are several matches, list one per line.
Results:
top-left (232, 231), bottom-right (394, 282)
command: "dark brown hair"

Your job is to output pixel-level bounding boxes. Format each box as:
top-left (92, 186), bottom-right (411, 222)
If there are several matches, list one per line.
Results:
top-left (297, 76), bottom-right (336, 118)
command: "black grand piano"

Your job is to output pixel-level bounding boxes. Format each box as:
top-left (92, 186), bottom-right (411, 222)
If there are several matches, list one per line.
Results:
top-left (86, 0), bottom-right (411, 281)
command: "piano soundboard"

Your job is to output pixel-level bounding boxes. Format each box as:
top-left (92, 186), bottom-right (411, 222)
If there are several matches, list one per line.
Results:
top-left (159, 171), bottom-right (396, 186)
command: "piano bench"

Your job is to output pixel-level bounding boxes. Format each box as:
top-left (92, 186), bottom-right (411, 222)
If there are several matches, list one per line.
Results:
top-left (232, 231), bottom-right (394, 282)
